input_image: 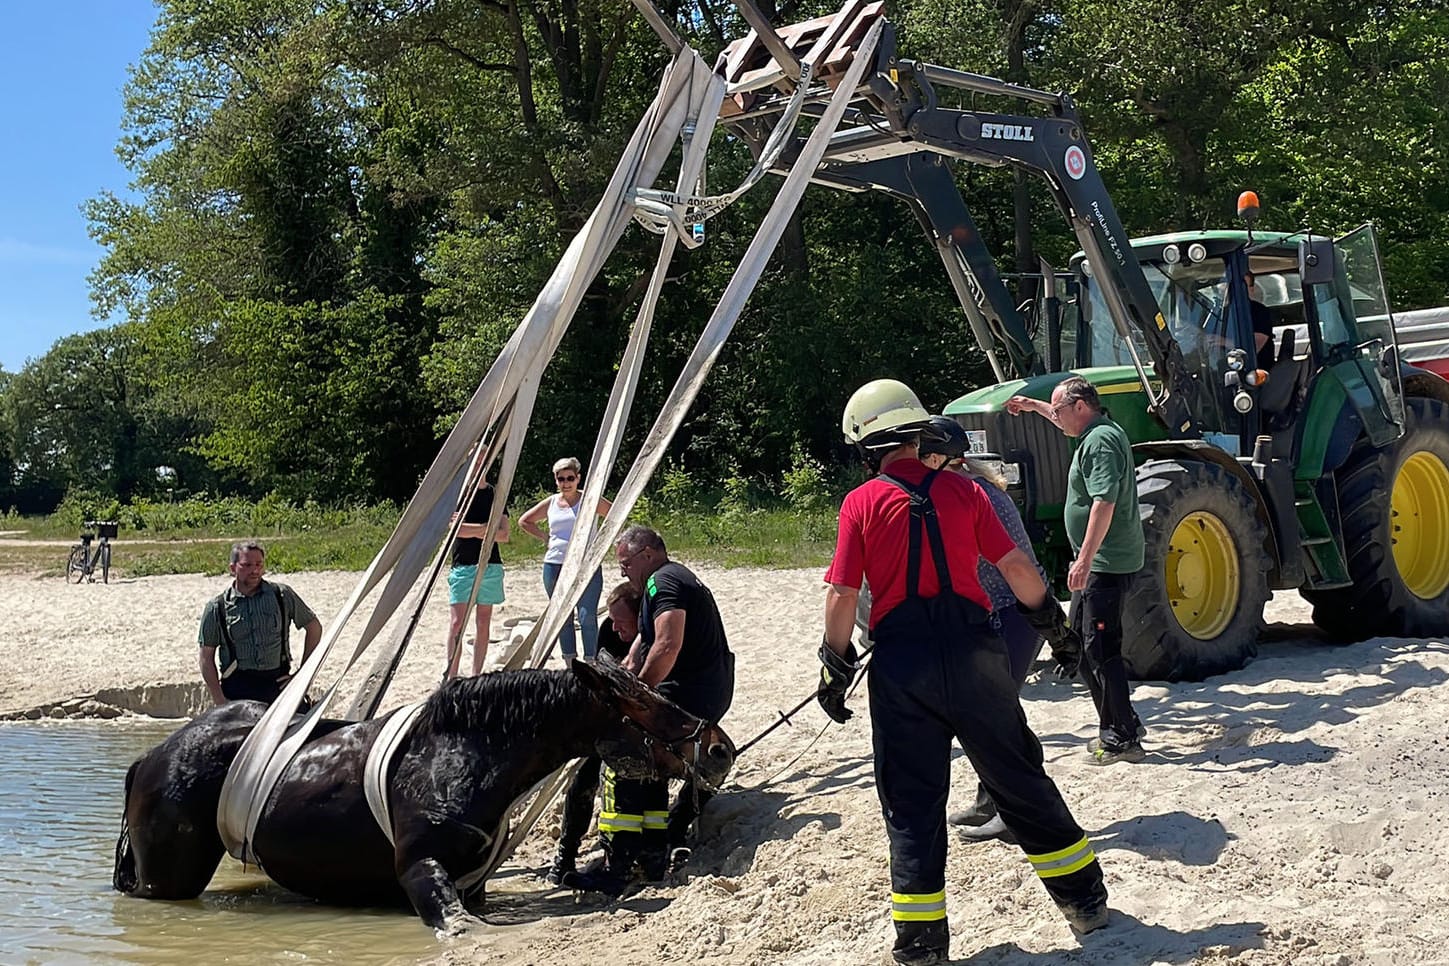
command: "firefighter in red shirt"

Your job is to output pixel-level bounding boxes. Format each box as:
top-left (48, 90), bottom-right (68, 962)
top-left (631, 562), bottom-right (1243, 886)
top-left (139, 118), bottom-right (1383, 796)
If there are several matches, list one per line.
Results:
top-left (818, 379), bottom-right (1110, 965)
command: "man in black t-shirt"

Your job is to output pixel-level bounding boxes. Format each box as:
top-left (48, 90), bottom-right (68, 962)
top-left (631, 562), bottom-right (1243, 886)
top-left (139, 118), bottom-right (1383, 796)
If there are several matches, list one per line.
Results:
top-left (445, 478), bottom-right (509, 677)
top-left (567, 525), bottom-right (735, 896)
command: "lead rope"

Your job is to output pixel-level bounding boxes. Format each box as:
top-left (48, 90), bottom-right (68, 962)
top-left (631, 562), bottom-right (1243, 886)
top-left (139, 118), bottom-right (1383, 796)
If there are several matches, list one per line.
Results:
top-left (730, 649), bottom-right (874, 791)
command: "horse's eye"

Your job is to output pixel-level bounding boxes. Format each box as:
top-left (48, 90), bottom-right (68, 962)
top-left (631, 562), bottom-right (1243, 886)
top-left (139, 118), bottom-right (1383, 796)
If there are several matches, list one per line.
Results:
top-left (706, 742), bottom-right (731, 760)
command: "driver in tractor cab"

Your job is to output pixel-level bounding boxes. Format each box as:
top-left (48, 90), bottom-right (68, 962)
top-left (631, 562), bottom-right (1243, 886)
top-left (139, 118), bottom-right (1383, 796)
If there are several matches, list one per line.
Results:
top-left (1244, 271), bottom-right (1276, 371)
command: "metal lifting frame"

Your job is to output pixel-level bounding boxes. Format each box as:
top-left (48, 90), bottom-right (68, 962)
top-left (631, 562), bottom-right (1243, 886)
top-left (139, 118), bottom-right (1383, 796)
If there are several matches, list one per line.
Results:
top-left (216, 0), bottom-right (889, 874)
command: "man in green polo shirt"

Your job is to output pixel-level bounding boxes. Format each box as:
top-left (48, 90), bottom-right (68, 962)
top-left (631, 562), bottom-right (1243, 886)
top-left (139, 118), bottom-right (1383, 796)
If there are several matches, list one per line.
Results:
top-left (1008, 376), bottom-right (1147, 764)
top-left (198, 541), bottom-right (323, 706)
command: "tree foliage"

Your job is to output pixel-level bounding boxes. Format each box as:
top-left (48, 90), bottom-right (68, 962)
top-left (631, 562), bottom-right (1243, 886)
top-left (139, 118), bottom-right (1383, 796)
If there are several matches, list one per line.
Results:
top-left (0, 0), bottom-right (1443, 513)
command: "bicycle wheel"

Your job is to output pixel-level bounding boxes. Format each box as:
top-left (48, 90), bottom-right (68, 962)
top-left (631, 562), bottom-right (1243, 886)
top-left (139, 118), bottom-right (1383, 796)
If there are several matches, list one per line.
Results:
top-left (66, 546), bottom-right (87, 584)
top-left (100, 544), bottom-right (111, 584)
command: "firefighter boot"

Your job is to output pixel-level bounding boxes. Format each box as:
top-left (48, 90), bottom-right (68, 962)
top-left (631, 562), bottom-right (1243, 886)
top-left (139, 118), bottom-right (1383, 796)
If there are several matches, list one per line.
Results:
top-left (561, 836), bottom-right (636, 898)
top-left (1058, 898), bottom-right (1110, 934)
top-left (890, 919), bottom-right (949, 966)
top-left (638, 828), bottom-right (669, 882)
top-left (545, 838), bottom-right (577, 886)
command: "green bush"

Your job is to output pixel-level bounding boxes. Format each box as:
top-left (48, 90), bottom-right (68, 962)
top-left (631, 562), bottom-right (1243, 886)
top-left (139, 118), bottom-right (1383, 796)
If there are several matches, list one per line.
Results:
top-left (2, 490), bottom-right (844, 576)
top-left (654, 462), bottom-right (699, 512)
top-left (781, 444), bottom-right (831, 512)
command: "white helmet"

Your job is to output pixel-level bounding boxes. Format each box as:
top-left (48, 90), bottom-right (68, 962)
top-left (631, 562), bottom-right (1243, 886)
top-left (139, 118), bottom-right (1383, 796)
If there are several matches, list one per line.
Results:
top-left (842, 379), bottom-right (932, 452)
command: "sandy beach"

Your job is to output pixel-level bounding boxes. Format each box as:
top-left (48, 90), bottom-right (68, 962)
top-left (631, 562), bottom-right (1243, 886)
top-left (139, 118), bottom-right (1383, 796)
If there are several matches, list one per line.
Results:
top-left (2, 562), bottom-right (1447, 965)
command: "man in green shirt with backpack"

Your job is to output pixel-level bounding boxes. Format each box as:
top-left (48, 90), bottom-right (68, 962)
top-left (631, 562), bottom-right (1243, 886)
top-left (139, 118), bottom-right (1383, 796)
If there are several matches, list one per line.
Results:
top-left (1008, 376), bottom-right (1147, 764)
top-left (198, 541), bottom-right (323, 706)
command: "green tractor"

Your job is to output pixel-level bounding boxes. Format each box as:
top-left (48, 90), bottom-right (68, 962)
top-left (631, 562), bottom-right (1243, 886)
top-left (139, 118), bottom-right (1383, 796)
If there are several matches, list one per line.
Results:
top-left (706, 10), bottom-right (1449, 680)
top-left (946, 223), bottom-right (1449, 680)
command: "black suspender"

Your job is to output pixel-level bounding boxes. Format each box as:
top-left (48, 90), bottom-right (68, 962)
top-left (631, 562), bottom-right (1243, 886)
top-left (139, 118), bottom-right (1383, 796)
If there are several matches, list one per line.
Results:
top-left (878, 470), bottom-right (954, 599)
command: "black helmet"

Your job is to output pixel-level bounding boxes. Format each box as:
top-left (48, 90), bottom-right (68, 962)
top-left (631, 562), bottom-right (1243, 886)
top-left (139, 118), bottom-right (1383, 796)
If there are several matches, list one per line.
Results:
top-left (918, 415), bottom-right (970, 461)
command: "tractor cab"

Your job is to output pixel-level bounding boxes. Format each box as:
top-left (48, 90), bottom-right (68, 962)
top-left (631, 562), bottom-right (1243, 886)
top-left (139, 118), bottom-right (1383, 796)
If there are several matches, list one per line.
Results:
top-left (1036, 227), bottom-right (1406, 461)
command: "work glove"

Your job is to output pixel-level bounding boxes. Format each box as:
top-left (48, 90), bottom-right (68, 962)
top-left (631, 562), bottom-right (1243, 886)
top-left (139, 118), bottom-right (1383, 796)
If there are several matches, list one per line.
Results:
top-left (1018, 597), bottom-right (1082, 680)
top-left (817, 638), bottom-right (859, 724)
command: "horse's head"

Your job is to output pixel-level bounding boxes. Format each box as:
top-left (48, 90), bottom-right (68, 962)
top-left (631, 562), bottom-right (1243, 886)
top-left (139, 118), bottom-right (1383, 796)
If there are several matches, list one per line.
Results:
top-left (571, 659), bottom-right (735, 789)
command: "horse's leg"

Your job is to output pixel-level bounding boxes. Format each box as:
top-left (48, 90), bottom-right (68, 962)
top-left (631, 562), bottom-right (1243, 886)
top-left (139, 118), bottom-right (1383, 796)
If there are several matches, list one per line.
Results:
top-left (397, 855), bottom-right (482, 935)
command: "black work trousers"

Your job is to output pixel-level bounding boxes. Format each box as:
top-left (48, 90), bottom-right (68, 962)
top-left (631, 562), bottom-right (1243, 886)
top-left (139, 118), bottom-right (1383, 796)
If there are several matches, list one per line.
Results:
top-left (1069, 571), bottom-right (1141, 747)
top-left (964, 606), bottom-right (1043, 818)
top-left (559, 754), bottom-right (603, 860)
top-left (869, 592), bottom-right (1106, 923)
top-left (603, 660), bottom-right (734, 867)
top-left (221, 668), bottom-right (288, 704)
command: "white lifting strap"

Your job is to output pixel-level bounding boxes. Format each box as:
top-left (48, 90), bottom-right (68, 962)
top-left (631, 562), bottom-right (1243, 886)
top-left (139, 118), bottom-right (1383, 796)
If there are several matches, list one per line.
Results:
top-left (362, 701), bottom-right (427, 846)
top-left (215, 44), bottom-right (716, 865)
top-left (215, 3), bottom-right (883, 875)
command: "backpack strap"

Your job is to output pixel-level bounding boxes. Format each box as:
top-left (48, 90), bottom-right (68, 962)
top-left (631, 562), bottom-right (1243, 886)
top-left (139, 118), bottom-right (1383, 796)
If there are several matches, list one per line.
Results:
top-left (877, 470), bottom-right (953, 599)
top-left (273, 582), bottom-right (292, 670)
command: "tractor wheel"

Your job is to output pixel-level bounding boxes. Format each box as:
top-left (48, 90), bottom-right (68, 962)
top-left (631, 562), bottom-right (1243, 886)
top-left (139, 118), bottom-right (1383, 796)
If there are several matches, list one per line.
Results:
top-left (1304, 396), bottom-right (1449, 639)
top-left (1122, 460), bottom-right (1271, 681)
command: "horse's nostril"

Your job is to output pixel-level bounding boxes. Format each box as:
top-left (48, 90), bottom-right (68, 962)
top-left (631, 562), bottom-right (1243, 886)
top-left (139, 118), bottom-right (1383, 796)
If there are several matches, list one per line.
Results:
top-left (708, 742), bottom-right (731, 760)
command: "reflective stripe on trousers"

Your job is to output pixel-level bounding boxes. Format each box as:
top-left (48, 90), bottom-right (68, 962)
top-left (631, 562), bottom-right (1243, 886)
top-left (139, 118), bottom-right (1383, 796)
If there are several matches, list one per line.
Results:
top-left (1027, 835), bottom-right (1097, 878)
top-left (598, 812), bottom-right (642, 833)
top-left (891, 889), bottom-right (947, 922)
top-left (600, 766), bottom-right (668, 844)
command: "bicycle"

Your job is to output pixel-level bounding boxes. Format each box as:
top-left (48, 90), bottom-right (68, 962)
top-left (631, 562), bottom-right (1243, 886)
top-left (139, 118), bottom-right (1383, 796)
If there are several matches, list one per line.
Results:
top-left (67, 521), bottom-right (118, 584)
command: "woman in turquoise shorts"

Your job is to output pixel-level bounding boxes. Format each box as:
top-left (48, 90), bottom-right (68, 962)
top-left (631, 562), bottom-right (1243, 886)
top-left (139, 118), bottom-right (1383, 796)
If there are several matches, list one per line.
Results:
top-left (445, 476), bottom-right (509, 677)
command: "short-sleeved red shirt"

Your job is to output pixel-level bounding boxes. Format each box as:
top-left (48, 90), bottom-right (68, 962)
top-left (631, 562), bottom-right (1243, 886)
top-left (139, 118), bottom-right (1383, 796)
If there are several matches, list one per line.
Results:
top-left (825, 458), bottom-right (1017, 627)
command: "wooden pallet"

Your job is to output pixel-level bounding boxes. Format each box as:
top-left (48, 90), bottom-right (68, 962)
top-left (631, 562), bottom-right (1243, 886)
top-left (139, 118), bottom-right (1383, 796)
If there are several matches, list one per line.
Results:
top-left (717, 0), bottom-right (886, 117)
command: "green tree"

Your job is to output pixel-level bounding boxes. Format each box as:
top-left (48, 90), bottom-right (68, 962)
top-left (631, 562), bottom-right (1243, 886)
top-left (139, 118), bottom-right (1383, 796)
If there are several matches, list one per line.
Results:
top-left (2, 329), bottom-right (204, 506)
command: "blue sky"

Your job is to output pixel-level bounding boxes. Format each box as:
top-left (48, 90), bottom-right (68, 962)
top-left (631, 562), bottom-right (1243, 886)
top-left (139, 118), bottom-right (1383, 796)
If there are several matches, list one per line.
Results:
top-left (0, 1), bottom-right (158, 373)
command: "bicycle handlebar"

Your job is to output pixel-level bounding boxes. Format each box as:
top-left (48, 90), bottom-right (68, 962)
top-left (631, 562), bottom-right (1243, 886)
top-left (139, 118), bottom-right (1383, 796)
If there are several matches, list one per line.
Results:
top-left (83, 520), bottom-right (118, 528)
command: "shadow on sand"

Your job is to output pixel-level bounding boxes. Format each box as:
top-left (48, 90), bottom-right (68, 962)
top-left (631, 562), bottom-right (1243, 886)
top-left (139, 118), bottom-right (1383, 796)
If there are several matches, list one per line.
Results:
top-left (951, 911), bottom-right (1266, 964)
top-left (1025, 635), bottom-right (1448, 773)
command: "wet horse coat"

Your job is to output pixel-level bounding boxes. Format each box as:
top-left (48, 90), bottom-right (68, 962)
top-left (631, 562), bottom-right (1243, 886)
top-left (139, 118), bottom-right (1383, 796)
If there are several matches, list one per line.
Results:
top-left (114, 661), bottom-right (734, 932)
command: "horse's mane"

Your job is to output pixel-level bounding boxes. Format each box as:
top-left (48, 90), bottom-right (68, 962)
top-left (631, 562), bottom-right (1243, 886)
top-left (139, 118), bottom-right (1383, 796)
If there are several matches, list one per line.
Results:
top-left (415, 668), bottom-right (600, 740)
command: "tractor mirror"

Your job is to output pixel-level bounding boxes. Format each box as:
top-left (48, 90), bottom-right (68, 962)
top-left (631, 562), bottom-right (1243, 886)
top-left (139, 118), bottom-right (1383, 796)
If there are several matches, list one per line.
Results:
top-left (1298, 236), bottom-right (1336, 286)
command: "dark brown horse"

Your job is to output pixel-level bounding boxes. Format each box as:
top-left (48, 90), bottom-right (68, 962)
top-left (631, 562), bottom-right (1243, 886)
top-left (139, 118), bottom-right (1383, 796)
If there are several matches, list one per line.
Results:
top-left (113, 660), bottom-right (734, 934)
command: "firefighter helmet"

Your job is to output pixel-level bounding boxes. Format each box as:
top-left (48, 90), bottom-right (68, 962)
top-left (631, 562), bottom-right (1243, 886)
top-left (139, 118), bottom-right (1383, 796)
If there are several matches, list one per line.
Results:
top-left (842, 379), bottom-right (933, 453)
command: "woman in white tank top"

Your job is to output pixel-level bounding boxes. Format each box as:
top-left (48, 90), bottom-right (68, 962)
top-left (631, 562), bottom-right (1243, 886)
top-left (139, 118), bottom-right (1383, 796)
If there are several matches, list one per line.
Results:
top-left (519, 457), bottom-right (614, 658)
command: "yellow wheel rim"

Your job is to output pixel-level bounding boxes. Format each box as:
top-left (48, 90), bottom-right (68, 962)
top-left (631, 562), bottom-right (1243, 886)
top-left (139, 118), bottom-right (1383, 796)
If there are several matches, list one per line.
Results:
top-left (1391, 450), bottom-right (1449, 599)
top-left (1165, 511), bottom-right (1240, 639)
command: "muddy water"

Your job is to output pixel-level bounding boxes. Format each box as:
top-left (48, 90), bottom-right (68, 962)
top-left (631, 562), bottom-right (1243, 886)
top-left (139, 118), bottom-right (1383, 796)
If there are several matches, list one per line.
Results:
top-left (0, 720), bottom-right (436, 965)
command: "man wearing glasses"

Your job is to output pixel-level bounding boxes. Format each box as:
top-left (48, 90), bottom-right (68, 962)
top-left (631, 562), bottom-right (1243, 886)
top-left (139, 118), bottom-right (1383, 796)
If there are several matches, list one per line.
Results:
top-left (566, 524), bottom-right (735, 896)
top-left (1007, 376), bottom-right (1147, 765)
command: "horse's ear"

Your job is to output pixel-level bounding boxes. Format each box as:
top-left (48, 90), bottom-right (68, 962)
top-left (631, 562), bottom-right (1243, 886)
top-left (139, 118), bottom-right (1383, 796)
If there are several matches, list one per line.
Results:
top-left (570, 657), bottom-right (619, 696)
